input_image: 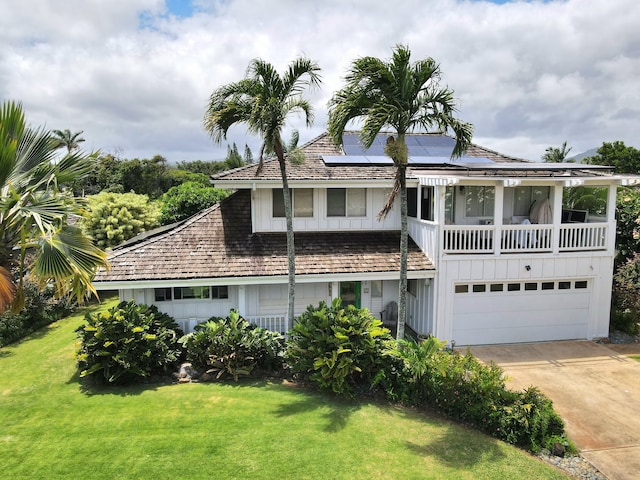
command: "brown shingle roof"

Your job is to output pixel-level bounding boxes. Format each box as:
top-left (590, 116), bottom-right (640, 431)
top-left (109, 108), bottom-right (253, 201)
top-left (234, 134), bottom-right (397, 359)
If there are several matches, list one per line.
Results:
top-left (210, 131), bottom-right (523, 184)
top-left (94, 190), bottom-right (434, 284)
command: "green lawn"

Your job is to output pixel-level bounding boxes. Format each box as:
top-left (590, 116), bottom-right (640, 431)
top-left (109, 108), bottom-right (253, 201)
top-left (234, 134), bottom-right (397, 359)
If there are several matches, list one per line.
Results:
top-left (631, 355), bottom-right (640, 362)
top-left (0, 299), bottom-right (568, 479)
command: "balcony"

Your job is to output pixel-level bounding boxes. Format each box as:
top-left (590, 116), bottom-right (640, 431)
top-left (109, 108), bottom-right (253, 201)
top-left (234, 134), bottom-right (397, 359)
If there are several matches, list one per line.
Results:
top-left (442, 222), bottom-right (608, 254)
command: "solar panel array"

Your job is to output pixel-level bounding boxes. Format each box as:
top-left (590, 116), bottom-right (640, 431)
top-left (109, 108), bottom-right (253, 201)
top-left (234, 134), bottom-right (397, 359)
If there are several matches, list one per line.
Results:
top-left (326, 133), bottom-right (494, 167)
top-left (342, 133), bottom-right (457, 157)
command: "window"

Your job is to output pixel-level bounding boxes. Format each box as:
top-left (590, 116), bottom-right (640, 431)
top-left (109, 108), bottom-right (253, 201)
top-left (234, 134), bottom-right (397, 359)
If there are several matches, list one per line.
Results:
top-left (408, 187), bottom-right (434, 220)
top-left (575, 281), bottom-right (588, 289)
top-left (211, 286), bottom-right (229, 299)
top-left (558, 281), bottom-right (571, 290)
top-left (327, 188), bottom-right (366, 217)
top-left (272, 188), bottom-right (314, 218)
top-left (174, 286), bottom-right (210, 300)
top-left (472, 284), bottom-right (486, 293)
top-left (371, 280), bottom-right (382, 298)
top-left (455, 284), bottom-right (469, 293)
top-left (525, 282), bottom-right (538, 291)
top-left (408, 188), bottom-right (418, 218)
top-left (507, 283), bottom-right (521, 292)
top-left (513, 186), bottom-right (550, 217)
top-left (542, 282), bottom-right (554, 290)
top-left (155, 288), bottom-right (172, 302)
top-left (465, 186), bottom-right (495, 217)
top-left (490, 283), bottom-right (504, 292)
top-left (408, 279), bottom-right (418, 296)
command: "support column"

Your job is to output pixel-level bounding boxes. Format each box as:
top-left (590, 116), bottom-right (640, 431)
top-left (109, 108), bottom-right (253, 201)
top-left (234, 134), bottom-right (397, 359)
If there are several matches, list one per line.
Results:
top-left (494, 184), bottom-right (504, 255)
top-left (552, 184), bottom-right (563, 254)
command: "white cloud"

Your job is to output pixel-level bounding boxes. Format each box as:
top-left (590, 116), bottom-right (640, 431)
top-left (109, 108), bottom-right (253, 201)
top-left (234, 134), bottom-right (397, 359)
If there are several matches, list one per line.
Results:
top-left (1, 0), bottom-right (639, 163)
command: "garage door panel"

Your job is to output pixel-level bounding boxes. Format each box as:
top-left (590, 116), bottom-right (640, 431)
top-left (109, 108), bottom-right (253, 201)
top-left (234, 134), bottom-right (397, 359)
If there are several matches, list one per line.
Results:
top-left (452, 323), bottom-right (589, 345)
top-left (452, 283), bottom-right (591, 345)
top-left (454, 307), bottom-right (589, 330)
top-left (455, 293), bottom-right (590, 314)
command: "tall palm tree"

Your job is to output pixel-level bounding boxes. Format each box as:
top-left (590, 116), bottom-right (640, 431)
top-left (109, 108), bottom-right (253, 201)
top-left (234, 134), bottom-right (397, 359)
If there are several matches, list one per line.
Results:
top-left (328, 45), bottom-right (473, 339)
top-left (203, 57), bottom-right (321, 328)
top-left (0, 101), bottom-right (108, 312)
top-left (542, 141), bottom-right (572, 163)
top-left (51, 129), bottom-right (85, 153)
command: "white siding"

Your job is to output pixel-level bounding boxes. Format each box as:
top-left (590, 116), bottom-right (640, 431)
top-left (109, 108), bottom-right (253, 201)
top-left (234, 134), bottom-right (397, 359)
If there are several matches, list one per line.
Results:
top-left (253, 188), bottom-right (399, 233)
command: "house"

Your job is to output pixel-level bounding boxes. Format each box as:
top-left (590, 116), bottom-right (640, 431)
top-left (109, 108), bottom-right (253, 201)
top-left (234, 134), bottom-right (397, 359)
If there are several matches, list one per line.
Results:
top-left (93, 132), bottom-right (639, 346)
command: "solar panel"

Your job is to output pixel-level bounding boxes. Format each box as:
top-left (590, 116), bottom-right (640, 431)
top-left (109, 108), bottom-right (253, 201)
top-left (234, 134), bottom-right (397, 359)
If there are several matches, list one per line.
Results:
top-left (407, 156), bottom-right (452, 165)
top-left (424, 146), bottom-right (455, 157)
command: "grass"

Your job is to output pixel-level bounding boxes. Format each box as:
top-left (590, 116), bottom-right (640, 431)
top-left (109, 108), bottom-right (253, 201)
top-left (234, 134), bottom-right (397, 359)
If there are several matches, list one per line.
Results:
top-left (630, 355), bottom-right (640, 362)
top-left (0, 299), bottom-right (569, 479)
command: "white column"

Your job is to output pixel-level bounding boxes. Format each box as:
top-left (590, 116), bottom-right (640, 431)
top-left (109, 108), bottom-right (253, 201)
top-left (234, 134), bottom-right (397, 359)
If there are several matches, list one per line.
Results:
top-left (552, 184), bottom-right (563, 254)
top-left (494, 184), bottom-right (504, 255)
top-left (238, 285), bottom-right (246, 317)
top-left (606, 185), bottom-right (618, 256)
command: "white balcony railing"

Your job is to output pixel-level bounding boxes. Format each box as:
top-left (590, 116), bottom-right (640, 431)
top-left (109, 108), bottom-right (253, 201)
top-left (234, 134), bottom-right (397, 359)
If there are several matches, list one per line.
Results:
top-left (559, 223), bottom-right (608, 251)
top-left (441, 223), bottom-right (609, 254)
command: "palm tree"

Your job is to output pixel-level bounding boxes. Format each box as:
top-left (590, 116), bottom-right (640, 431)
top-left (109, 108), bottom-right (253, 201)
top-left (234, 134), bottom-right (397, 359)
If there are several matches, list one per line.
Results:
top-left (203, 57), bottom-right (321, 328)
top-left (0, 101), bottom-right (108, 312)
top-left (51, 129), bottom-right (85, 153)
top-left (328, 45), bottom-right (473, 339)
top-left (542, 141), bottom-right (572, 163)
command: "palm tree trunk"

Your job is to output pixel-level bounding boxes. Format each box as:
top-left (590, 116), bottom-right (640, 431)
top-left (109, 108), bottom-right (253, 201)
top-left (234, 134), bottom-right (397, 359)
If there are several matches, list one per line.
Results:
top-left (397, 166), bottom-right (408, 340)
top-left (275, 141), bottom-right (296, 331)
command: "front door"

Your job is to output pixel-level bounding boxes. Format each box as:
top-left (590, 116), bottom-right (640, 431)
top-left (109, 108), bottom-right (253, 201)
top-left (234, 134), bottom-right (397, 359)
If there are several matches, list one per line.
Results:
top-left (340, 281), bottom-right (361, 308)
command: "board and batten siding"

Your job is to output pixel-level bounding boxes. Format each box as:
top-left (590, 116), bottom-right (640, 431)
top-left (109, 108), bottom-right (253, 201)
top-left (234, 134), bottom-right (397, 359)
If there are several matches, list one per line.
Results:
top-left (433, 252), bottom-right (613, 345)
top-left (252, 188), bottom-right (399, 233)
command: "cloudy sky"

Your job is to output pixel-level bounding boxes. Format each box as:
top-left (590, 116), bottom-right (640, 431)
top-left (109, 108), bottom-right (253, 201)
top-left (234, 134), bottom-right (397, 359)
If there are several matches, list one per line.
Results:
top-left (1, 0), bottom-right (638, 163)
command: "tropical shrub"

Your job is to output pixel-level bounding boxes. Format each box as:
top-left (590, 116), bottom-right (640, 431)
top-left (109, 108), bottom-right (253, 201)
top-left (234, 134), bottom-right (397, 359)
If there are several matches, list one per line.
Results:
top-left (75, 300), bottom-right (184, 385)
top-left (81, 192), bottom-right (161, 249)
top-left (612, 253), bottom-right (640, 335)
top-left (615, 187), bottom-right (640, 266)
top-left (158, 182), bottom-right (229, 225)
top-left (0, 278), bottom-right (76, 346)
top-left (179, 310), bottom-right (284, 381)
top-left (286, 298), bottom-right (393, 396)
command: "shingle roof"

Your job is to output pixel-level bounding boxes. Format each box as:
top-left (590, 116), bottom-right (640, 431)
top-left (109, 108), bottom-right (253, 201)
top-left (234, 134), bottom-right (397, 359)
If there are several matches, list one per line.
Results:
top-left (210, 131), bottom-right (523, 184)
top-left (94, 189), bottom-right (434, 284)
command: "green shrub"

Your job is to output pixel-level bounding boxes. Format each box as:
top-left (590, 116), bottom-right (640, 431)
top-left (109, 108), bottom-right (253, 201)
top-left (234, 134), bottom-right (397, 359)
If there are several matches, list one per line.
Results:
top-left (612, 254), bottom-right (640, 335)
top-left (158, 182), bottom-right (229, 225)
top-left (286, 298), bottom-right (393, 396)
top-left (0, 279), bottom-right (76, 347)
top-left (179, 310), bottom-right (284, 381)
top-left (75, 300), bottom-right (184, 384)
top-left (398, 347), bottom-right (566, 451)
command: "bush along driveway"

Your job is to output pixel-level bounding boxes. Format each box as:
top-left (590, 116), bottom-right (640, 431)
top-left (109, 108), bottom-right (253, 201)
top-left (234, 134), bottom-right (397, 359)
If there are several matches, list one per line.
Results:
top-left (472, 340), bottom-right (640, 480)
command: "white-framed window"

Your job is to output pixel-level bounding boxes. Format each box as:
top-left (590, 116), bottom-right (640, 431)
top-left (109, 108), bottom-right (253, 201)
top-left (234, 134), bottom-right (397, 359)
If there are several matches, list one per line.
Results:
top-left (211, 286), bottom-right (229, 299)
top-left (465, 186), bottom-right (495, 217)
top-left (272, 188), bottom-right (314, 218)
top-left (174, 286), bottom-right (210, 300)
top-left (154, 288), bottom-right (172, 302)
top-left (327, 188), bottom-right (366, 217)
top-left (371, 280), bottom-right (382, 298)
top-left (513, 186), bottom-right (550, 216)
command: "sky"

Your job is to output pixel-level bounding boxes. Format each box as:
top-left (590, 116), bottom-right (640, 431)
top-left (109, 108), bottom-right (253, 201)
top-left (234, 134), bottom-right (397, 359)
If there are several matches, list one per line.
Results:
top-left (1, 0), bottom-right (638, 163)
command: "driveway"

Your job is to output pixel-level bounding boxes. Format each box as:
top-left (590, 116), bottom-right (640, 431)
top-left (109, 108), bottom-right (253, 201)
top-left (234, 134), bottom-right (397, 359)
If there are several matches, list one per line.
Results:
top-left (471, 341), bottom-right (640, 480)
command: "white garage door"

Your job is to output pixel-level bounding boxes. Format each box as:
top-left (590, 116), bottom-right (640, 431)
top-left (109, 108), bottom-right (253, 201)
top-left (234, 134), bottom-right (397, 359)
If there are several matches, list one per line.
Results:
top-left (452, 280), bottom-right (590, 346)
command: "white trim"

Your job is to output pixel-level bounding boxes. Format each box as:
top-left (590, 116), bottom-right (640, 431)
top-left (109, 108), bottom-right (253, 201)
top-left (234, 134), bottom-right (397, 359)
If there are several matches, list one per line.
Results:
top-left (94, 270), bottom-right (436, 290)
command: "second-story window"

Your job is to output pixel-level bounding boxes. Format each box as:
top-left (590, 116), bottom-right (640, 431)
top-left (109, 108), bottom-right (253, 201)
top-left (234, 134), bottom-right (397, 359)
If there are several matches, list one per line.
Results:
top-left (465, 186), bottom-right (495, 217)
top-left (327, 188), bottom-right (366, 217)
top-left (272, 188), bottom-right (314, 218)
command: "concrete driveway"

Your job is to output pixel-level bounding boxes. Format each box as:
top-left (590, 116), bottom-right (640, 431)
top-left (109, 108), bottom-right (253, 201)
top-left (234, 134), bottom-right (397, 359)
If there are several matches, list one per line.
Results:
top-left (471, 341), bottom-right (640, 480)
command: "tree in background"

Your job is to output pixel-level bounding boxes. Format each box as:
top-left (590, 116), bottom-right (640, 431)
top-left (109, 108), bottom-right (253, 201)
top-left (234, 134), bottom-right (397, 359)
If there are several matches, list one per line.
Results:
top-left (51, 129), bottom-right (85, 153)
top-left (584, 141), bottom-right (640, 174)
top-left (204, 56), bottom-right (321, 327)
top-left (159, 182), bottom-right (229, 225)
top-left (176, 159), bottom-right (229, 177)
top-left (328, 45), bottom-right (473, 339)
top-left (82, 192), bottom-right (160, 249)
top-left (542, 141), bottom-right (572, 163)
top-left (225, 143), bottom-right (244, 169)
top-left (243, 144), bottom-right (254, 164)
top-left (0, 101), bottom-right (108, 312)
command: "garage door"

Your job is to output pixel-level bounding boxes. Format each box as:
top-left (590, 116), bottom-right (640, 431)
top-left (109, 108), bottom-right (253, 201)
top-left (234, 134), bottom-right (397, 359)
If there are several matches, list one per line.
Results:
top-left (452, 280), bottom-right (590, 345)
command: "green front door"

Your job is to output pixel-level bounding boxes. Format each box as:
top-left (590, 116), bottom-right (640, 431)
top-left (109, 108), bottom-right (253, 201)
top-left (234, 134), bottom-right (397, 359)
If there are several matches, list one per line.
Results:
top-left (340, 281), bottom-right (361, 308)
